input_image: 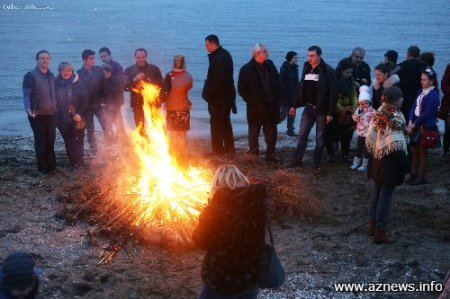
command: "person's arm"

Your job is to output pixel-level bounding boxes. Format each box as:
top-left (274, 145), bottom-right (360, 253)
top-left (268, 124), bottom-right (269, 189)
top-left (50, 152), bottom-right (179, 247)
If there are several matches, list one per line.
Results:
top-left (279, 64), bottom-right (288, 100)
top-left (22, 72), bottom-right (35, 116)
top-left (237, 66), bottom-right (250, 103)
top-left (413, 92), bottom-right (440, 127)
top-left (328, 67), bottom-right (338, 117)
top-left (442, 64), bottom-right (450, 96)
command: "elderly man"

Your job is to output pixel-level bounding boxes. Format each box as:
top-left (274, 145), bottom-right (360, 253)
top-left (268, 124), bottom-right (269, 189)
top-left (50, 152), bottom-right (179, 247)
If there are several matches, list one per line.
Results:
top-left (202, 34), bottom-right (236, 155)
top-left (287, 45), bottom-right (337, 169)
top-left (22, 50), bottom-right (57, 175)
top-left (124, 48), bottom-right (163, 135)
top-left (238, 43), bottom-right (280, 161)
top-left (349, 46), bottom-right (371, 88)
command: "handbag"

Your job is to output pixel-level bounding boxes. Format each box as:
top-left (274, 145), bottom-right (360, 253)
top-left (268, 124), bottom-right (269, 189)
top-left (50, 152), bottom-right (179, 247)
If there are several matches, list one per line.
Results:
top-left (259, 202), bottom-right (285, 289)
top-left (419, 127), bottom-right (439, 148)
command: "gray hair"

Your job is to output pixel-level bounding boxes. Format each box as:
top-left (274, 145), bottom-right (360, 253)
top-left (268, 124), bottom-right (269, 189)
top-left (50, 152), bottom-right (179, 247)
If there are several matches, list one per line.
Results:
top-left (58, 62), bottom-right (73, 72)
top-left (251, 43), bottom-right (267, 57)
top-left (352, 47), bottom-right (366, 56)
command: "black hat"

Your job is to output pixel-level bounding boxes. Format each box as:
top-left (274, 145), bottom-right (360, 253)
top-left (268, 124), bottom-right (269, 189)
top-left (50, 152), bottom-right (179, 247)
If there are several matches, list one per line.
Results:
top-left (285, 51), bottom-right (298, 62)
top-left (384, 50), bottom-right (398, 64)
top-left (1, 252), bottom-right (37, 290)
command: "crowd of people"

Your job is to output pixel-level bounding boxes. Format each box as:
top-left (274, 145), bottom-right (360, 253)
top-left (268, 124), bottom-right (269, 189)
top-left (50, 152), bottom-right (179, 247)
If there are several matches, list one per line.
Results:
top-left (14, 35), bottom-right (450, 298)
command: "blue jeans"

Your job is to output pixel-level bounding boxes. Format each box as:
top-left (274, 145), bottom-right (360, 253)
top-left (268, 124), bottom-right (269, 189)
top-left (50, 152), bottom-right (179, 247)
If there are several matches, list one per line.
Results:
top-left (293, 106), bottom-right (327, 165)
top-left (197, 285), bottom-right (258, 299)
top-left (369, 183), bottom-right (396, 229)
top-left (280, 105), bottom-right (296, 133)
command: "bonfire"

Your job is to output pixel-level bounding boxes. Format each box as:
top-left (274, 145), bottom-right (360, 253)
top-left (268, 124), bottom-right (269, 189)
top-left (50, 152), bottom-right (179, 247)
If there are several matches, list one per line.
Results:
top-left (61, 81), bottom-right (212, 263)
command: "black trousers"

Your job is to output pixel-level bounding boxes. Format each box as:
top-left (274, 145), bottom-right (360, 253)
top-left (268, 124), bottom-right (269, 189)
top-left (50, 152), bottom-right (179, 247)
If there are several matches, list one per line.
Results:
top-left (208, 103), bottom-right (235, 154)
top-left (85, 104), bottom-right (112, 150)
top-left (248, 121), bottom-right (277, 158)
top-left (57, 120), bottom-right (85, 167)
top-left (29, 115), bottom-right (56, 174)
top-left (444, 119), bottom-right (450, 153)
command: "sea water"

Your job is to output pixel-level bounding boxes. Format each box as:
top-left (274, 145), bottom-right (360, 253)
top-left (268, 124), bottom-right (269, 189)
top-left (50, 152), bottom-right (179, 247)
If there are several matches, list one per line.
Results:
top-left (0, 0), bottom-right (449, 137)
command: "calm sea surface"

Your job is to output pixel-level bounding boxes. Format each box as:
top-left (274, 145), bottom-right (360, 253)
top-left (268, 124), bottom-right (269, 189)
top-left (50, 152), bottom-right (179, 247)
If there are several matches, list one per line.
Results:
top-left (1, 0), bottom-right (449, 137)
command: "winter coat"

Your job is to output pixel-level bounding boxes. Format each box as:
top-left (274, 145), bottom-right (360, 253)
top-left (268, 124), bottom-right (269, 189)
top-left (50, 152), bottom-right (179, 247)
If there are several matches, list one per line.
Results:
top-left (238, 58), bottom-right (280, 124)
top-left (438, 64), bottom-right (450, 120)
top-left (55, 74), bottom-right (89, 125)
top-left (409, 88), bottom-right (440, 129)
top-left (371, 74), bottom-right (400, 110)
top-left (202, 46), bottom-right (236, 106)
top-left (164, 70), bottom-right (193, 111)
top-left (76, 66), bottom-right (104, 109)
top-left (293, 60), bottom-right (337, 116)
top-left (123, 63), bottom-right (163, 109)
top-left (368, 150), bottom-right (411, 187)
top-left (192, 185), bottom-right (266, 293)
top-left (279, 61), bottom-right (299, 106)
top-left (353, 106), bottom-right (376, 137)
top-left (394, 58), bottom-right (427, 117)
top-left (102, 76), bottom-right (125, 107)
top-left (349, 58), bottom-right (371, 87)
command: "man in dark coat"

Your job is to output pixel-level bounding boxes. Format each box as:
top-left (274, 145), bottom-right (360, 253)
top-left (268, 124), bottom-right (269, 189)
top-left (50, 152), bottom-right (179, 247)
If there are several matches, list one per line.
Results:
top-left (124, 48), bottom-right (163, 136)
top-left (279, 51), bottom-right (299, 136)
top-left (22, 50), bottom-right (57, 175)
top-left (202, 34), bottom-right (236, 155)
top-left (393, 46), bottom-right (427, 117)
top-left (349, 46), bottom-right (371, 88)
top-left (287, 45), bottom-right (337, 169)
top-left (238, 43), bottom-right (280, 161)
top-left (77, 49), bottom-right (113, 154)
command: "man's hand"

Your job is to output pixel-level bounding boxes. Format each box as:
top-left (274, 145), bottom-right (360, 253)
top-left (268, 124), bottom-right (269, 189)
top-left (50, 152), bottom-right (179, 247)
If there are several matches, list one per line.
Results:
top-left (26, 109), bottom-right (36, 118)
top-left (326, 115), bottom-right (333, 124)
top-left (73, 114), bottom-right (81, 122)
top-left (134, 73), bottom-right (145, 82)
top-left (289, 108), bottom-right (296, 116)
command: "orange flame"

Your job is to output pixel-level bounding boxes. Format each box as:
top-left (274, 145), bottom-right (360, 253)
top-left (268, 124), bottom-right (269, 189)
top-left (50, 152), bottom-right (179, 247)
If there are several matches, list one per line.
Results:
top-left (122, 81), bottom-right (211, 242)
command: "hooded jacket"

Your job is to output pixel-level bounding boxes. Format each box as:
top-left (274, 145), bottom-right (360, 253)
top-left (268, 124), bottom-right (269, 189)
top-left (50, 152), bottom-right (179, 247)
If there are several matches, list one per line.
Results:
top-left (192, 185), bottom-right (267, 293)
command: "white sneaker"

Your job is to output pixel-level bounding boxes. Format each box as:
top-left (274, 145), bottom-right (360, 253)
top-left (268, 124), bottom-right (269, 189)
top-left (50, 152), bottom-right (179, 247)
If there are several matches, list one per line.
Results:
top-left (350, 157), bottom-right (362, 170)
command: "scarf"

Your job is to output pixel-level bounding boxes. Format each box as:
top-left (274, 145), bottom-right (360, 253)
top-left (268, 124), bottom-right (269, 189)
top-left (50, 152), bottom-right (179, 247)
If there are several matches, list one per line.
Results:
top-left (414, 86), bottom-right (435, 117)
top-left (366, 102), bottom-right (407, 159)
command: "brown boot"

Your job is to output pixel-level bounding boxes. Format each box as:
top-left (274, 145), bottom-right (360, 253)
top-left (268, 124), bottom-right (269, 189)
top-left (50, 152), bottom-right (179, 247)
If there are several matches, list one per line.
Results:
top-left (374, 228), bottom-right (394, 244)
top-left (368, 221), bottom-right (376, 236)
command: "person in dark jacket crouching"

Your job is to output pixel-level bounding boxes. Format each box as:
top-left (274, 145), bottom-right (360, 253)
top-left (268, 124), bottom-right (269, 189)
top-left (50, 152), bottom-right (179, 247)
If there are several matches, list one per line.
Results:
top-left (0, 252), bottom-right (41, 299)
top-left (366, 86), bottom-right (410, 244)
top-left (193, 164), bottom-right (266, 299)
top-left (55, 62), bottom-right (89, 170)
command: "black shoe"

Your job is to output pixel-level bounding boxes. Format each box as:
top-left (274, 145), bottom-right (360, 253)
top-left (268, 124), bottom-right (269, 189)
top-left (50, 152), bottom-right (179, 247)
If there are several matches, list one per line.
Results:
top-left (313, 162), bottom-right (322, 170)
top-left (285, 159), bottom-right (302, 168)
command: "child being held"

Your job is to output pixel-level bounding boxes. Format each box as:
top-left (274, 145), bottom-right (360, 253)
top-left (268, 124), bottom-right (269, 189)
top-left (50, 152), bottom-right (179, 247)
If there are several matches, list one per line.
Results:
top-left (351, 86), bottom-right (376, 171)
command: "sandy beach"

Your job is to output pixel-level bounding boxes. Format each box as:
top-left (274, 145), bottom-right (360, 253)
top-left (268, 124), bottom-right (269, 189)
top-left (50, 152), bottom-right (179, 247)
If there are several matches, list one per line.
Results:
top-left (0, 133), bottom-right (449, 299)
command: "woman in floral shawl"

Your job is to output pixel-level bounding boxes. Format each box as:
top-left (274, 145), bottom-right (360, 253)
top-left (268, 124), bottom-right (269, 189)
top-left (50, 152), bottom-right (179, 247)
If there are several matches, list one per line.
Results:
top-left (366, 86), bottom-right (410, 244)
